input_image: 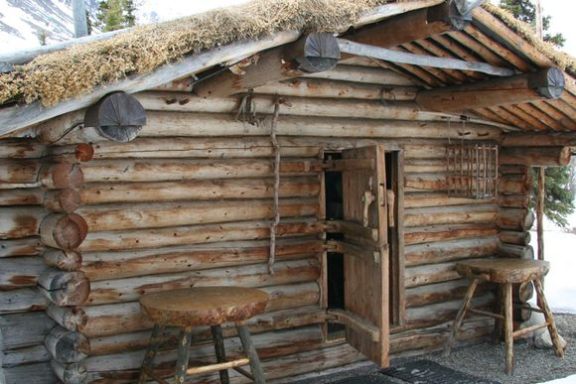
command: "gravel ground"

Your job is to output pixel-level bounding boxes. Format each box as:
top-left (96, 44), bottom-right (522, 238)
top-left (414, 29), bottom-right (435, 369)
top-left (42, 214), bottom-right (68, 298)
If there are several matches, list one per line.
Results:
top-left (287, 314), bottom-right (576, 384)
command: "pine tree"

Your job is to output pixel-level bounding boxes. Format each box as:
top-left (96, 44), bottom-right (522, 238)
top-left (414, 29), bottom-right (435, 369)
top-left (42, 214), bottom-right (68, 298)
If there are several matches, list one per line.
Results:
top-left (500, 1), bottom-right (575, 227)
top-left (96, 0), bottom-right (138, 32)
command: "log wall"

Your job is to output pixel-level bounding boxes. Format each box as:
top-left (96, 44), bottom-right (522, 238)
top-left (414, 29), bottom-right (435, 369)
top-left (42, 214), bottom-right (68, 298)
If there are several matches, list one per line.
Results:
top-left (1, 61), bottom-right (506, 383)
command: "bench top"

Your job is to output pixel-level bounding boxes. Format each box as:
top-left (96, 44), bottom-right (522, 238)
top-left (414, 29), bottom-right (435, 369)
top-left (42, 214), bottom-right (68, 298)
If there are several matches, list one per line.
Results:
top-left (456, 259), bottom-right (550, 284)
top-left (140, 287), bottom-right (269, 327)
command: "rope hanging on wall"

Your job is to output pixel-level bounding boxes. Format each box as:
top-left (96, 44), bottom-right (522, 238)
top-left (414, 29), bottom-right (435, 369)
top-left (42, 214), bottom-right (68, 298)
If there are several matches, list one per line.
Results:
top-left (269, 97), bottom-right (282, 274)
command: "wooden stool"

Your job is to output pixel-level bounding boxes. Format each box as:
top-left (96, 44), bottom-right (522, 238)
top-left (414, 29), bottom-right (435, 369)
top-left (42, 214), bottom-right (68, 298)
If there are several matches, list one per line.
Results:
top-left (445, 259), bottom-right (565, 374)
top-left (138, 287), bottom-right (269, 384)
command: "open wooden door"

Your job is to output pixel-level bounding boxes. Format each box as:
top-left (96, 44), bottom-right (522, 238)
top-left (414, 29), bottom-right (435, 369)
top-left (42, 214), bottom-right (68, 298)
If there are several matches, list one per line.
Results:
top-left (327, 145), bottom-right (390, 367)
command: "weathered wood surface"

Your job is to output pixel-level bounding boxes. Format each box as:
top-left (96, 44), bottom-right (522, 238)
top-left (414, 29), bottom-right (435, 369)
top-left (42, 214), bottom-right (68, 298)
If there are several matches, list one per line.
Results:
top-left (502, 133), bottom-right (576, 147)
top-left (497, 208), bottom-right (535, 231)
top-left (87, 258), bottom-right (319, 305)
top-left (80, 239), bottom-right (321, 281)
top-left (40, 213), bottom-right (88, 250)
top-left (79, 220), bottom-right (323, 252)
top-left (0, 312), bottom-right (55, 349)
top-left (0, 256), bottom-right (48, 289)
top-left (1, 344), bottom-right (51, 367)
top-left (499, 231), bottom-right (531, 246)
top-left (0, 207), bottom-right (45, 240)
top-left (1, 362), bottom-right (58, 384)
top-left (45, 326), bottom-right (89, 364)
top-left (498, 243), bottom-right (534, 260)
top-left (405, 237), bottom-right (499, 266)
top-left (37, 270), bottom-right (90, 306)
top-left (67, 282), bottom-right (319, 337)
top-left (500, 146), bottom-right (571, 166)
top-left (0, 288), bottom-right (49, 314)
top-left (77, 199), bottom-right (318, 232)
top-left (405, 261), bottom-right (464, 288)
top-left (404, 205), bottom-right (498, 227)
top-left (0, 238), bottom-right (43, 258)
top-left (405, 224), bottom-right (497, 245)
top-left (0, 189), bottom-right (44, 206)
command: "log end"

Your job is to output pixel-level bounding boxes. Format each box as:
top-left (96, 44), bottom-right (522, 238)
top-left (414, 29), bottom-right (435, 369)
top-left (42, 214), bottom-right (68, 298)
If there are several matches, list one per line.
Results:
top-left (41, 213), bottom-right (88, 250)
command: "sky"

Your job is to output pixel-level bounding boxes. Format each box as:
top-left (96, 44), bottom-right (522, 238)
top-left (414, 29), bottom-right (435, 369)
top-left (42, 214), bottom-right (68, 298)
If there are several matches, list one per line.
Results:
top-left (139, 0), bottom-right (576, 56)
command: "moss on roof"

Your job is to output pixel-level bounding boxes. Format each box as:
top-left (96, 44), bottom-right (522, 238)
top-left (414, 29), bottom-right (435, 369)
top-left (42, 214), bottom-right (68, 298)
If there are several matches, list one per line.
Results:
top-left (0, 0), bottom-right (394, 107)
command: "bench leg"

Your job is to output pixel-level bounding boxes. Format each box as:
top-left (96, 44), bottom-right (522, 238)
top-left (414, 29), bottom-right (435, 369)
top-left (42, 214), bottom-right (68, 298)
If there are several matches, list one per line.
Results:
top-left (493, 284), bottom-right (505, 343)
top-left (211, 325), bottom-right (230, 384)
top-left (504, 282), bottom-right (514, 374)
top-left (236, 324), bottom-right (266, 384)
top-left (138, 324), bottom-right (164, 384)
top-left (534, 278), bottom-right (565, 358)
top-left (444, 278), bottom-right (480, 356)
top-left (174, 328), bottom-right (192, 384)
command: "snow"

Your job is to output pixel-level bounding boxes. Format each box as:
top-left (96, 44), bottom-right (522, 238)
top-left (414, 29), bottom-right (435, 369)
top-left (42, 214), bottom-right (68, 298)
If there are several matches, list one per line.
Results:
top-left (530, 214), bottom-right (576, 314)
top-left (540, 375), bottom-right (576, 384)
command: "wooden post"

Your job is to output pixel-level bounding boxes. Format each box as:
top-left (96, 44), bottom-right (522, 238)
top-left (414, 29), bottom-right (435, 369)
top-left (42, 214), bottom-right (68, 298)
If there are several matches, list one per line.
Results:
top-left (236, 324), bottom-right (266, 384)
top-left (537, 167), bottom-right (545, 262)
top-left (504, 282), bottom-right (514, 375)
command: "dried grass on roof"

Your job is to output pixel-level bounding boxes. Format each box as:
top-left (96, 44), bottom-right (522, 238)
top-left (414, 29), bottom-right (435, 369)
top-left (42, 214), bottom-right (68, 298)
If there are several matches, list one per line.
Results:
top-left (0, 0), bottom-right (395, 107)
top-left (482, 3), bottom-right (576, 76)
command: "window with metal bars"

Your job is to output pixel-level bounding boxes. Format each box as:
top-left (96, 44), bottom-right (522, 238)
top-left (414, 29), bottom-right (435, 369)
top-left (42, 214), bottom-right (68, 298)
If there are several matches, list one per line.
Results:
top-left (446, 143), bottom-right (498, 199)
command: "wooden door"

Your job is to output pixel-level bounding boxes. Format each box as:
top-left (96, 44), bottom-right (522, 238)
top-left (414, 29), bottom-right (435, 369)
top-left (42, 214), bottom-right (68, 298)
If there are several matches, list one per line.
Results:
top-left (328, 145), bottom-right (390, 367)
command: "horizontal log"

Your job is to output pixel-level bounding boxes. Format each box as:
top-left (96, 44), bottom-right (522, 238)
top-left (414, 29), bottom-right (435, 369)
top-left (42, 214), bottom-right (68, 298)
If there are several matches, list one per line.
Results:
top-left (0, 238), bottom-right (43, 257)
top-left (416, 67), bottom-right (565, 112)
top-left (498, 175), bottom-right (531, 195)
top-left (81, 158), bottom-right (321, 183)
top-left (87, 258), bottom-right (320, 305)
top-left (0, 140), bottom-right (47, 159)
top-left (44, 112), bottom-right (502, 145)
top-left (45, 326), bottom-right (89, 364)
top-left (404, 158), bottom-right (446, 174)
top-left (81, 238), bottom-right (322, 281)
top-left (0, 207), bottom-right (45, 240)
top-left (0, 256), bottom-right (47, 289)
top-left (497, 194), bottom-right (531, 209)
top-left (406, 279), bottom-right (471, 307)
top-left (43, 189), bottom-right (82, 213)
top-left (403, 144), bottom-right (448, 159)
top-left (497, 208), bottom-right (535, 231)
top-left (40, 213), bottom-right (88, 249)
top-left (405, 224), bottom-right (497, 245)
top-left (499, 164), bottom-right (530, 176)
top-left (77, 198), bottom-right (318, 232)
top-left (405, 262), bottom-right (463, 288)
top-left (499, 230), bottom-right (531, 246)
top-left (0, 312), bottom-right (55, 349)
top-left (405, 237), bottom-right (499, 266)
top-left (0, 288), bottom-right (49, 314)
top-left (404, 205), bottom-right (498, 227)
top-left (37, 270), bottom-right (90, 306)
top-left (51, 360), bottom-right (86, 384)
top-left (254, 78), bottom-right (418, 101)
top-left (47, 304), bottom-right (88, 334)
top-left (404, 193), bottom-right (495, 208)
top-left (502, 133), bottom-right (576, 147)
top-left (1, 344), bottom-right (51, 367)
top-left (84, 326), bottom-right (322, 374)
top-left (77, 177), bottom-right (319, 206)
top-left (2, 362), bottom-right (57, 384)
top-left (302, 65), bottom-right (415, 85)
top-left (88, 306), bottom-right (325, 356)
top-left (0, 159), bottom-right (41, 186)
top-left (79, 282), bottom-right (319, 337)
top-left (80, 220), bottom-right (323, 252)
top-left (405, 294), bottom-right (494, 330)
top-left (500, 146), bottom-right (571, 167)
top-left (85, 136), bottom-right (320, 159)
top-left (498, 243), bottom-right (534, 260)
top-left (0, 189), bottom-right (43, 206)
top-left (405, 173), bottom-right (446, 192)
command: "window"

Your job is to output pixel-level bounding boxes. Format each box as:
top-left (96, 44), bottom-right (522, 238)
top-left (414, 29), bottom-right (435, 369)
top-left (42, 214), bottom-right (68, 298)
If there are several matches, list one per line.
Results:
top-left (446, 143), bottom-right (498, 199)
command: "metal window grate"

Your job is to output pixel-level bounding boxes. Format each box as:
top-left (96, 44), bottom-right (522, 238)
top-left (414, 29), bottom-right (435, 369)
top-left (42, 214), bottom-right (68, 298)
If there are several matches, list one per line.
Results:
top-left (446, 143), bottom-right (498, 199)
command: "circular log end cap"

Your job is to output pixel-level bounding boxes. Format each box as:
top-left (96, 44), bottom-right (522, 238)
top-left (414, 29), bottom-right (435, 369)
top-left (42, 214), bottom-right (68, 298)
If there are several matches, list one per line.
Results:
top-left (57, 189), bottom-right (82, 213)
top-left (51, 162), bottom-right (84, 189)
top-left (54, 214), bottom-right (88, 249)
top-left (539, 67), bottom-right (565, 99)
top-left (75, 143), bottom-right (94, 162)
top-left (85, 92), bottom-right (146, 143)
top-left (296, 33), bottom-right (340, 73)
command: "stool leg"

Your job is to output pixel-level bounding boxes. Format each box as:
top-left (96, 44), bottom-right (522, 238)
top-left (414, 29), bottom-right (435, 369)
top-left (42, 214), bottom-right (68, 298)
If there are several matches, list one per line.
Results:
top-left (504, 282), bottom-right (514, 375)
top-left (534, 278), bottom-right (565, 358)
top-left (211, 325), bottom-right (230, 384)
top-left (138, 324), bottom-right (164, 384)
top-left (236, 324), bottom-right (265, 384)
top-left (444, 278), bottom-right (480, 356)
top-left (493, 284), bottom-right (505, 343)
top-left (174, 328), bottom-right (192, 384)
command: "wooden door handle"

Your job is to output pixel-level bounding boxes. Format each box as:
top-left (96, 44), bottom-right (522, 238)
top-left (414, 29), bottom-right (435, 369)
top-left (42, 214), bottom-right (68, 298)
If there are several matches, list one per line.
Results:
top-left (362, 190), bottom-right (375, 227)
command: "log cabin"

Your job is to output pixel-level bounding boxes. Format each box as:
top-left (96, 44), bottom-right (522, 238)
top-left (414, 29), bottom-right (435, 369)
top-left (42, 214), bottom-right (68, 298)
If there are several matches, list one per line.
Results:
top-left (0, 0), bottom-right (575, 382)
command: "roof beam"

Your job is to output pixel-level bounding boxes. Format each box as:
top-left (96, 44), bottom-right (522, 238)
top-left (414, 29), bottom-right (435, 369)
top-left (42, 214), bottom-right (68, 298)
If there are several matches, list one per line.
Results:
top-left (194, 33), bottom-right (340, 98)
top-left (337, 39), bottom-right (515, 77)
top-left (415, 67), bottom-right (566, 113)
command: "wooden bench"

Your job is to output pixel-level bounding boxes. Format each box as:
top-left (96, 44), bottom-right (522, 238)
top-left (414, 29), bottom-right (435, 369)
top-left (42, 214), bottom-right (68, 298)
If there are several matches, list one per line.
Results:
top-left (138, 287), bottom-right (269, 384)
top-left (445, 259), bottom-right (565, 374)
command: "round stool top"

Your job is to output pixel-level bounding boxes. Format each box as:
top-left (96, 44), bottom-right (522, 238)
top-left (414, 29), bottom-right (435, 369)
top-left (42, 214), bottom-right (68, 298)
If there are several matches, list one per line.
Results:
top-left (456, 259), bottom-right (550, 284)
top-left (140, 287), bottom-right (269, 327)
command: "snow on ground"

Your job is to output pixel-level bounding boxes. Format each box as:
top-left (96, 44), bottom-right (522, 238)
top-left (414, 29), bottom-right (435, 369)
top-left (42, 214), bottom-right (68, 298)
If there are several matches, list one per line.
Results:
top-left (541, 375), bottom-right (576, 384)
top-left (529, 214), bottom-right (576, 314)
